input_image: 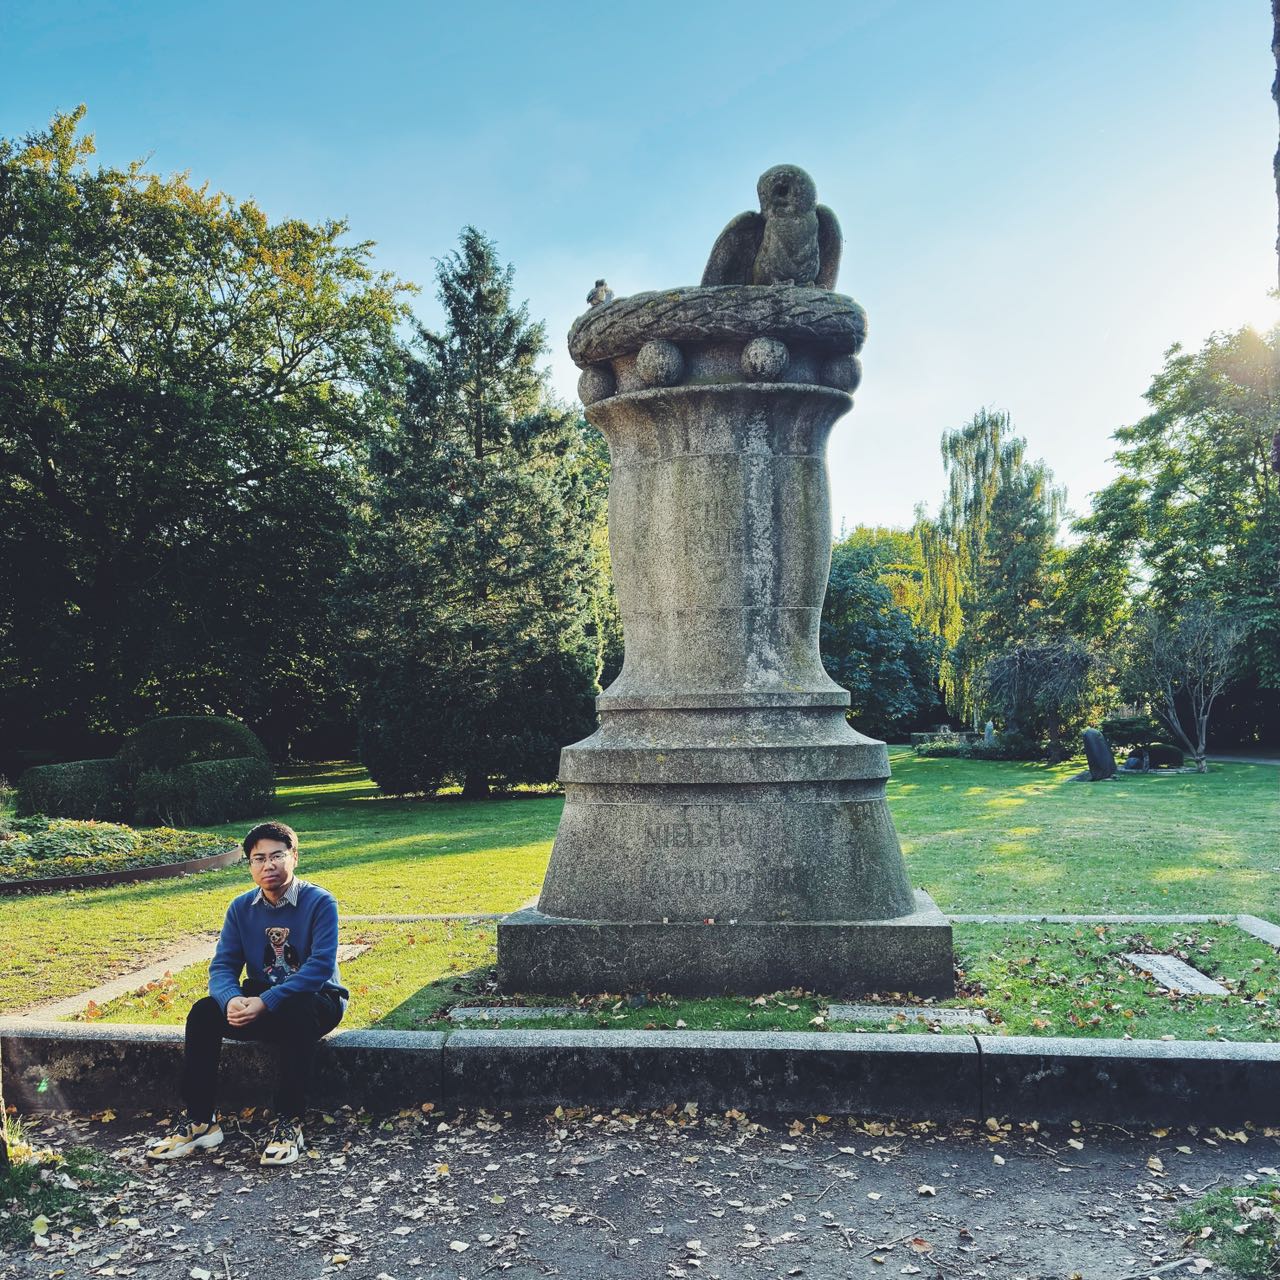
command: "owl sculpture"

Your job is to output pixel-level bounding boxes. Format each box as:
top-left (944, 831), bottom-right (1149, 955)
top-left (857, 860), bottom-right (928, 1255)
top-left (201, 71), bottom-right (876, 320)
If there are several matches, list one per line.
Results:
top-left (701, 164), bottom-right (841, 290)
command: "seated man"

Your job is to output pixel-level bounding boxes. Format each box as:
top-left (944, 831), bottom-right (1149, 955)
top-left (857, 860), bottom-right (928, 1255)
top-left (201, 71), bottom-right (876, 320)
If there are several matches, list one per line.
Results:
top-left (146, 820), bottom-right (349, 1166)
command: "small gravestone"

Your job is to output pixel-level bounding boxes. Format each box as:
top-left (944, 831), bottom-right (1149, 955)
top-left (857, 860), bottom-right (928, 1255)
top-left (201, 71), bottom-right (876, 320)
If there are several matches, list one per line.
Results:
top-left (828, 1003), bottom-right (985, 1027)
top-left (1081, 728), bottom-right (1117, 781)
top-left (448, 1005), bottom-right (574, 1023)
top-left (1122, 954), bottom-right (1228, 996)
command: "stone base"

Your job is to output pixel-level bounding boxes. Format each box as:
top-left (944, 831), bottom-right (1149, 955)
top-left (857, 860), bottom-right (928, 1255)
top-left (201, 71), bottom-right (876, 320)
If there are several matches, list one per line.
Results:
top-left (496, 889), bottom-right (953, 998)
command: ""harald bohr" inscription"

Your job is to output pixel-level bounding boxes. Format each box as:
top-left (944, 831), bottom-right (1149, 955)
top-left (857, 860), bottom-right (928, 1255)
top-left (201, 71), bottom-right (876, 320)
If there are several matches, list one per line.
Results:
top-left (630, 864), bottom-right (806, 901)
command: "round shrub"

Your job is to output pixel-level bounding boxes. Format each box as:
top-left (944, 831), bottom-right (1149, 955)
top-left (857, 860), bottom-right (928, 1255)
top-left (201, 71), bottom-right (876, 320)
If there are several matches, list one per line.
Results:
top-left (1127, 743), bottom-right (1185, 769)
top-left (133, 756), bottom-right (275, 827)
top-left (14, 758), bottom-right (129, 820)
top-left (14, 818), bottom-right (141, 862)
top-left (118, 716), bottom-right (270, 781)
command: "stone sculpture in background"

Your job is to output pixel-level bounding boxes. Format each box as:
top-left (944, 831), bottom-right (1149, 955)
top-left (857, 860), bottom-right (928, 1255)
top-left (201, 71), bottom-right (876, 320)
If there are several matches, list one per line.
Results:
top-left (1080, 728), bottom-right (1118, 782)
top-left (498, 166), bottom-right (953, 997)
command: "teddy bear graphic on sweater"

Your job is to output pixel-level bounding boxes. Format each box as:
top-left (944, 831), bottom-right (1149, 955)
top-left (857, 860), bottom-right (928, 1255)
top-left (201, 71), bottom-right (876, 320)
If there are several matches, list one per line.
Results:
top-left (263, 926), bottom-right (300, 984)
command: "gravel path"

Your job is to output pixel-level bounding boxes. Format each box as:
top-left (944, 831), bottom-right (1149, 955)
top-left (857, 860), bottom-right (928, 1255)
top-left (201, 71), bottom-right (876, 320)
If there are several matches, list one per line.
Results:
top-left (5, 1106), bottom-right (1277, 1280)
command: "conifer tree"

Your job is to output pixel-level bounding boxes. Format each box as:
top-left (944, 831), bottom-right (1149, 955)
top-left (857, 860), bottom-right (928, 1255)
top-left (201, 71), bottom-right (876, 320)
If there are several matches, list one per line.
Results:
top-left (343, 228), bottom-right (603, 797)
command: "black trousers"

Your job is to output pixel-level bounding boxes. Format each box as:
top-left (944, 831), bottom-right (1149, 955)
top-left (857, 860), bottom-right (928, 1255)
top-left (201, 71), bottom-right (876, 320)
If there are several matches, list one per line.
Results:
top-left (181, 980), bottom-right (344, 1122)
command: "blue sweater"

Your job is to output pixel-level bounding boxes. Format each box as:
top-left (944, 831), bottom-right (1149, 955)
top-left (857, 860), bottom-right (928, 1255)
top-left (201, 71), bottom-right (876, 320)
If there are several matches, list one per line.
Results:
top-left (208, 878), bottom-right (349, 1014)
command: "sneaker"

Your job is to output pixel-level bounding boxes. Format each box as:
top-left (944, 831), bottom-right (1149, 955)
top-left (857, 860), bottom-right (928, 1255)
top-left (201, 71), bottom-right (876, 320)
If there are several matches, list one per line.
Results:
top-left (145, 1116), bottom-right (223, 1160)
top-left (260, 1117), bottom-right (305, 1166)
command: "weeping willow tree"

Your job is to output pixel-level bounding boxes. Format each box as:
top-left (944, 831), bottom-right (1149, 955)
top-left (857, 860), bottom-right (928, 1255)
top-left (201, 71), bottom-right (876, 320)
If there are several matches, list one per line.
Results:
top-left (915, 409), bottom-right (1065, 724)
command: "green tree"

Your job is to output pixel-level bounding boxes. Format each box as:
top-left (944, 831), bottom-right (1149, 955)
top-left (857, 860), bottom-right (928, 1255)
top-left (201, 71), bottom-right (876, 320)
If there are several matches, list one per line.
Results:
top-left (0, 108), bottom-right (410, 763)
top-left (1273, 0), bottom-right (1280, 288)
top-left (979, 638), bottom-right (1100, 761)
top-left (915, 409), bottom-right (1065, 723)
top-left (344, 228), bottom-right (604, 798)
top-left (1126, 604), bottom-right (1247, 772)
top-left (821, 531), bottom-right (942, 740)
top-left (1079, 327), bottom-right (1280, 741)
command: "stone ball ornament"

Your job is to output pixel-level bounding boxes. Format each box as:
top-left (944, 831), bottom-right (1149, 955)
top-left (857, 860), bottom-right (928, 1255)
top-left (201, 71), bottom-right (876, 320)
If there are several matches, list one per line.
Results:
top-left (741, 336), bottom-right (790, 382)
top-left (820, 353), bottom-right (862, 393)
top-left (577, 364), bottom-right (616, 407)
top-left (635, 339), bottom-right (685, 388)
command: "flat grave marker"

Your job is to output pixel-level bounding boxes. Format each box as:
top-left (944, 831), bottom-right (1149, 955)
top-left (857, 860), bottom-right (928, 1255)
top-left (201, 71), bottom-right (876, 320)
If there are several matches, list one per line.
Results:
top-left (1123, 953), bottom-right (1229, 996)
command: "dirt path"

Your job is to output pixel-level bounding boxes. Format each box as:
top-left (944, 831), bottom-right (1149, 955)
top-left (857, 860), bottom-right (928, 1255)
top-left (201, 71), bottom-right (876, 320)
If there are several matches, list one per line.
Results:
top-left (5, 1107), bottom-right (1276, 1280)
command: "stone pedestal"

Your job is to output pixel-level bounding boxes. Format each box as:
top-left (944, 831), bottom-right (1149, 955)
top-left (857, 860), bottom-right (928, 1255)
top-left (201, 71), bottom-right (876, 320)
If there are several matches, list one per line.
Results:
top-left (497, 285), bottom-right (953, 998)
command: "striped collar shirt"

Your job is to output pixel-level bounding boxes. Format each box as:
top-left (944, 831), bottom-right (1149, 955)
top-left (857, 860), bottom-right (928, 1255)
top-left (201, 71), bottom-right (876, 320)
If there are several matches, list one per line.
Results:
top-left (251, 876), bottom-right (302, 909)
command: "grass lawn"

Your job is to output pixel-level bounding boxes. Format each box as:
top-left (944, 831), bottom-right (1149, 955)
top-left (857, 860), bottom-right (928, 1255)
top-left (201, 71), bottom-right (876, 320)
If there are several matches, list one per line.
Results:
top-left (83, 919), bottom-right (1280, 1041)
top-left (1, 751), bottom-right (1276, 1017)
top-left (891, 751), bottom-right (1279, 916)
top-left (1173, 1180), bottom-right (1280, 1278)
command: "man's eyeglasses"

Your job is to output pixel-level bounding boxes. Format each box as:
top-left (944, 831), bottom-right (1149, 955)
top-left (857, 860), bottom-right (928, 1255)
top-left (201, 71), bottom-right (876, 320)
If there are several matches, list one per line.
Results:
top-left (248, 850), bottom-right (293, 868)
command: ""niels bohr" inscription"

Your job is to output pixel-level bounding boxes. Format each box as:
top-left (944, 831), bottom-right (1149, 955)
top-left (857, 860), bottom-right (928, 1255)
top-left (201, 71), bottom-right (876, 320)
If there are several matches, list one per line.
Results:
top-left (643, 813), bottom-right (768, 849)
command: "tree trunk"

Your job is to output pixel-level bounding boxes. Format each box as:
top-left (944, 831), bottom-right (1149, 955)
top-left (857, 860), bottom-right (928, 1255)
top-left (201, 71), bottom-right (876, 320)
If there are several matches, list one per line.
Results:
top-left (0, 1056), bottom-right (10, 1176)
top-left (461, 771), bottom-right (490, 800)
top-left (1195, 712), bottom-right (1210, 773)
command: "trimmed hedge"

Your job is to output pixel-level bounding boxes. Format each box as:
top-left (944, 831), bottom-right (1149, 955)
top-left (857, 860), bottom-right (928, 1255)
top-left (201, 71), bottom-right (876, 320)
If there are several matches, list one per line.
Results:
top-left (133, 756), bottom-right (274, 827)
top-left (14, 758), bottom-right (129, 820)
top-left (118, 716), bottom-right (269, 780)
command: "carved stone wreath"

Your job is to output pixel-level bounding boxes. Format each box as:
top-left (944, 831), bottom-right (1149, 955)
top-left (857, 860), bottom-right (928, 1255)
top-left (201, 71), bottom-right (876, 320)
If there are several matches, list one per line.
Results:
top-left (568, 285), bottom-right (867, 406)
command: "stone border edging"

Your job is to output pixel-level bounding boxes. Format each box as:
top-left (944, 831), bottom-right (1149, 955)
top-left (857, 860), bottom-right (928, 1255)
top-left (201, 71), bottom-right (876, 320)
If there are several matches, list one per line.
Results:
top-left (5, 1019), bottom-right (1279, 1125)
top-left (0, 846), bottom-right (243, 895)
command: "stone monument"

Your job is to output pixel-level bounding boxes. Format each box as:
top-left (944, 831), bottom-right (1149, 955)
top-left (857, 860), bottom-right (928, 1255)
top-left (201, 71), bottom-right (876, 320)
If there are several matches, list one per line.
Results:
top-left (1079, 728), bottom-right (1118, 782)
top-left (497, 166), bottom-right (953, 997)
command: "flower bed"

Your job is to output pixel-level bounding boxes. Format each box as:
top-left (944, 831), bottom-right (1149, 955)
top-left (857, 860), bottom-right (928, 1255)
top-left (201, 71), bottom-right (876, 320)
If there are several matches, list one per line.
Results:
top-left (0, 818), bottom-right (238, 890)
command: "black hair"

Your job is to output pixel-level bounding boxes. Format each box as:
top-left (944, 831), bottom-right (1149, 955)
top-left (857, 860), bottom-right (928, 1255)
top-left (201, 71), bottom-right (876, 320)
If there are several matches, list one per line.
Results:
top-left (242, 821), bottom-right (298, 856)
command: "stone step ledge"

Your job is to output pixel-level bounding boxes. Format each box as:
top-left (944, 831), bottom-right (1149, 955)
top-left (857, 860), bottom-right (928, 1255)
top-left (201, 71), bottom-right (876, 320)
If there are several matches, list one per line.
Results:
top-left (4, 1021), bottom-right (1279, 1126)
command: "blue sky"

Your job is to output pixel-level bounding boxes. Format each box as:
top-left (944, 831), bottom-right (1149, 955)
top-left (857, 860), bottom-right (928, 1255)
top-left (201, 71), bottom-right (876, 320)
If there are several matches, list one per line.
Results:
top-left (3, 0), bottom-right (1276, 531)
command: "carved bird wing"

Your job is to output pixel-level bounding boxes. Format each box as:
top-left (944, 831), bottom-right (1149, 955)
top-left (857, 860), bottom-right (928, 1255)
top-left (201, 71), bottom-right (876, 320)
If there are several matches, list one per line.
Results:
top-left (701, 211), bottom-right (764, 286)
top-left (815, 204), bottom-right (842, 290)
